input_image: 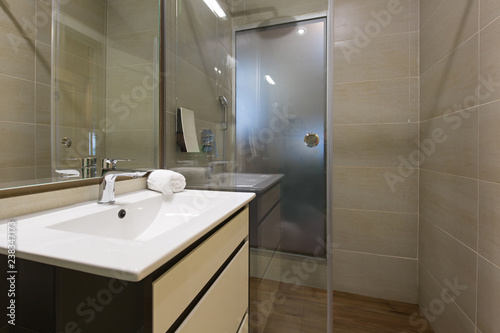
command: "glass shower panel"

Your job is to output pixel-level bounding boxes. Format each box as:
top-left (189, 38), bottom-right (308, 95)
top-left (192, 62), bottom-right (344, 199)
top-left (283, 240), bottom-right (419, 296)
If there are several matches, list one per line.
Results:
top-left (236, 17), bottom-right (327, 332)
top-left (236, 18), bottom-right (327, 256)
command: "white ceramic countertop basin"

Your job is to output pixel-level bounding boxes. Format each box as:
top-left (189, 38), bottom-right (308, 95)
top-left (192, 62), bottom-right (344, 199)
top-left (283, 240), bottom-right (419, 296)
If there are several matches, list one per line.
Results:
top-left (0, 189), bottom-right (255, 281)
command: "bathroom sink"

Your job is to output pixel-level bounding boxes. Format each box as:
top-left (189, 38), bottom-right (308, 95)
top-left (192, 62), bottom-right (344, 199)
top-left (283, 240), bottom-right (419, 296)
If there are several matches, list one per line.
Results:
top-left (0, 189), bottom-right (255, 281)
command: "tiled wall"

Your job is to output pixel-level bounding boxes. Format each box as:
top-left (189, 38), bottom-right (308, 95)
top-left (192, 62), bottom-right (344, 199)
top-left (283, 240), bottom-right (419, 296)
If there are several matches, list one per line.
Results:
top-left (57, 0), bottom-right (107, 171)
top-left (419, 1), bottom-right (500, 332)
top-left (168, 0), bottom-right (235, 169)
top-left (105, 0), bottom-right (159, 169)
top-left (0, 0), bottom-right (53, 186)
top-left (332, 0), bottom-right (420, 303)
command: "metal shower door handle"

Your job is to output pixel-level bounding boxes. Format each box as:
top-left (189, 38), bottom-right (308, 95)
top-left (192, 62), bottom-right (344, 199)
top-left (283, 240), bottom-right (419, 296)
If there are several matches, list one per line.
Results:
top-left (304, 133), bottom-right (320, 148)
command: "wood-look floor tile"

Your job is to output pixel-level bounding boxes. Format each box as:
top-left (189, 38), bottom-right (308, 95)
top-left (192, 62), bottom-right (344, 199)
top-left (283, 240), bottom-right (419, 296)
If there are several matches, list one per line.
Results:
top-left (249, 278), bottom-right (434, 333)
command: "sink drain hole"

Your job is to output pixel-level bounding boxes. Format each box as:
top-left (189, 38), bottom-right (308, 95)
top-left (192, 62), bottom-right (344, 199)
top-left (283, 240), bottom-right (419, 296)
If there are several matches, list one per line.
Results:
top-left (118, 209), bottom-right (127, 219)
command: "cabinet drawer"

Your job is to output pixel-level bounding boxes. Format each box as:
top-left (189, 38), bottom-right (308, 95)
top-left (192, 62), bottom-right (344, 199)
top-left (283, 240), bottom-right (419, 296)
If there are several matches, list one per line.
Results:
top-left (176, 242), bottom-right (249, 333)
top-left (257, 184), bottom-right (280, 221)
top-left (238, 314), bottom-right (249, 333)
top-left (153, 208), bottom-right (249, 333)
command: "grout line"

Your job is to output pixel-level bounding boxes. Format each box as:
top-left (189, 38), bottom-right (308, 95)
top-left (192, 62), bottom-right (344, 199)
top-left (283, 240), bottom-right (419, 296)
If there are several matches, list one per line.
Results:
top-left (419, 0), bottom-right (446, 30)
top-left (332, 121), bottom-right (418, 126)
top-left (419, 262), bottom-right (477, 327)
top-left (420, 215), bottom-right (477, 255)
top-left (420, 31), bottom-right (478, 77)
top-left (332, 248), bottom-right (418, 261)
top-left (332, 29), bottom-right (416, 44)
top-left (332, 207), bottom-right (418, 216)
top-left (333, 76), bottom-right (419, 85)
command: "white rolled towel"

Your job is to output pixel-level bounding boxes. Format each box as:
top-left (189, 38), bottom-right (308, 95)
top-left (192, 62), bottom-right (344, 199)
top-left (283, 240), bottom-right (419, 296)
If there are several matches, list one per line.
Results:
top-left (147, 170), bottom-right (186, 195)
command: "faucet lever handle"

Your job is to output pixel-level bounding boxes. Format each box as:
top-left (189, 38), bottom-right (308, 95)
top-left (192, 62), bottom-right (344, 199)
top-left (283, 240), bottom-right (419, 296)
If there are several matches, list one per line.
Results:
top-left (101, 158), bottom-right (135, 170)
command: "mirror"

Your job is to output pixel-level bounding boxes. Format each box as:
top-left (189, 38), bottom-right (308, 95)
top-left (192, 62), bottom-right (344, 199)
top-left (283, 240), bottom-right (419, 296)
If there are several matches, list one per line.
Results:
top-left (0, 0), bottom-right (160, 191)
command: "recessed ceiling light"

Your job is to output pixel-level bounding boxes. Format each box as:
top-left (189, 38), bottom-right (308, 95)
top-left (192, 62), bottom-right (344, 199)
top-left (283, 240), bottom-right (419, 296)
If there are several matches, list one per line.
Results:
top-left (297, 27), bottom-right (307, 35)
top-left (203, 0), bottom-right (226, 18)
top-left (264, 75), bottom-right (276, 85)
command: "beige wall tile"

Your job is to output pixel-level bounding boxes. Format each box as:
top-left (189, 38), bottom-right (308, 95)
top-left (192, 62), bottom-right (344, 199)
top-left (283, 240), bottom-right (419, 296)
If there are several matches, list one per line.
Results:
top-left (333, 123), bottom-right (419, 167)
top-left (420, 0), bottom-right (478, 74)
top-left (333, 78), bottom-right (417, 124)
top-left (106, 130), bottom-right (156, 170)
top-left (177, 2), bottom-right (217, 80)
top-left (477, 257), bottom-right (500, 333)
top-left (35, 124), bottom-right (50, 166)
top-left (36, 0), bottom-right (52, 45)
top-left (420, 37), bottom-right (478, 120)
top-left (107, 30), bottom-right (158, 68)
top-left (58, 50), bottom-right (105, 98)
top-left (418, 264), bottom-right (477, 333)
top-left (479, 100), bottom-right (500, 182)
top-left (333, 166), bottom-right (418, 213)
top-left (59, 27), bottom-right (105, 67)
top-left (332, 250), bottom-right (417, 303)
top-left (0, 26), bottom-right (35, 81)
top-left (176, 57), bottom-right (219, 123)
top-left (420, 169), bottom-right (478, 249)
top-left (106, 64), bottom-right (156, 99)
top-left (419, 217), bottom-right (477, 322)
top-left (0, 73), bottom-right (34, 123)
top-left (0, 0), bottom-right (36, 38)
top-left (419, 0), bottom-right (445, 29)
top-left (35, 40), bottom-right (50, 85)
top-left (35, 83), bottom-right (50, 125)
top-left (0, 122), bottom-right (35, 168)
top-left (478, 181), bottom-right (500, 268)
top-left (0, 167), bottom-right (36, 186)
top-left (61, 0), bottom-right (106, 35)
top-left (420, 108), bottom-right (478, 178)
top-left (334, 33), bottom-right (410, 83)
top-left (333, 0), bottom-right (414, 41)
top-left (410, 31), bottom-right (419, 76)
top-left (332, 209), bottom-right (417, 258)
top-left (106, 96), bottom-right (154, 131)
top-left (480, 16), bottom-right (500, 105)
top-left (480, 0), bottom-right (500, 28)
top-left (107, 0), bottom-right (158, 37)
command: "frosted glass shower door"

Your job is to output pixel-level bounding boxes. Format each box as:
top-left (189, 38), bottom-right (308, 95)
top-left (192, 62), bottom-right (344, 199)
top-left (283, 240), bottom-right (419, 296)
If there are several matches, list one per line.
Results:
top-left (236, 18), bottom-right (327, 257)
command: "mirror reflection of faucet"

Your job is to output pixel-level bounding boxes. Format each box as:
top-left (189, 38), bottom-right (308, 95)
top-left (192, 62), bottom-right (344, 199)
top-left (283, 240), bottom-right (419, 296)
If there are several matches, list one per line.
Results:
top-left (101, 158), bottom-right (135, 176)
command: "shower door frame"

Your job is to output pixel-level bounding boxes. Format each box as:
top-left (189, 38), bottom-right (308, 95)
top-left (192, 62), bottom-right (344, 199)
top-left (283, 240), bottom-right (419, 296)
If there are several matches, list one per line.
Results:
top-left (232, 8), bottom-right (334, 333)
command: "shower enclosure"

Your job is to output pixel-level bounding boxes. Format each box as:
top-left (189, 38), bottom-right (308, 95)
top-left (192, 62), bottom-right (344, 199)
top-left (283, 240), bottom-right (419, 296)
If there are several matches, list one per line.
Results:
top-left (169, 0), bottom-right (331, 332)
top-left (235, 18), bottom-right (328, 331)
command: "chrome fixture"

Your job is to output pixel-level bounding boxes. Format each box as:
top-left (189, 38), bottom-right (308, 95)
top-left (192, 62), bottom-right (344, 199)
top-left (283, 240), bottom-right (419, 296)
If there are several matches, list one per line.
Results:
top-left (219, 95), bottom-right (228, 130)
top-left (201, 129), bottom-right (217, 157)
top-left (101, 158), bottom-right (134, 176)
top-left (61, 137), bottom-right (72, 148)
top-left (98, 171), bottom-right (147, 204)
top-left (304, 132), bottom-right (320, 148)
top-left (81, 157), bottom-right (97, 178)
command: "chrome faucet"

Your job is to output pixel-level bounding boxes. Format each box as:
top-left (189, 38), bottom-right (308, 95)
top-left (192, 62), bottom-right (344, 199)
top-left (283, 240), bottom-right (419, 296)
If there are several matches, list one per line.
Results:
top-left (97, 171), bottom-right (147, 204)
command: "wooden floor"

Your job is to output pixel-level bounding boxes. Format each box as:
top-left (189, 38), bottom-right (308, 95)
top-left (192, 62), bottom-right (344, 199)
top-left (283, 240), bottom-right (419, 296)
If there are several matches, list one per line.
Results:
top-left (249, 278), bottom-right (435, 333)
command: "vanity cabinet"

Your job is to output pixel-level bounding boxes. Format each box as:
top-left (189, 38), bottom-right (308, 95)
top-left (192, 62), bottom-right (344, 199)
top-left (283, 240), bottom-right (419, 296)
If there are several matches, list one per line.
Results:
top-left (0, 207), bottom-right (250, 333)
top-left (153, 208), bottom-right (249, 332)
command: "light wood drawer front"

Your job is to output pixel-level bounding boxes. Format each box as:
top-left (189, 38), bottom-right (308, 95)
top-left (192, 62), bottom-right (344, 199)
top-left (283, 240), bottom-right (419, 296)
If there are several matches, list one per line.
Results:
top-left (238, 314), bottom-right (249, 333)
top-left (176, 242), bottom-right (249, 333)
top-left (153, 208), bottom-right (249, 333)
top-left (257, 184), bottom-right (280, 221)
